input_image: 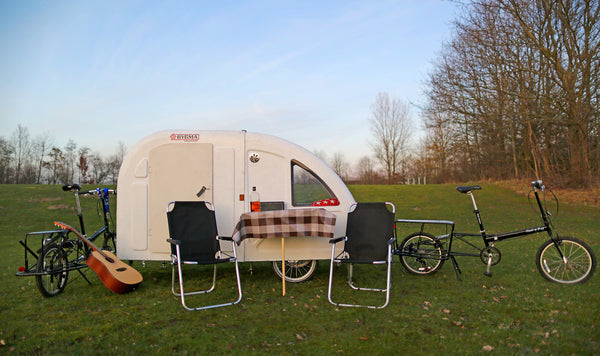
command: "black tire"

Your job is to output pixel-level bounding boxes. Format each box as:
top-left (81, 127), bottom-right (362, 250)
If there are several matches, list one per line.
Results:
top-left (398, 232), bottom-right (445, 275)
top-left (36, 243), bottom-right (69, 297)
top-left (272, 260), bottom-right (317, 282)
top-left (536, 236), bottom-right (596, 284)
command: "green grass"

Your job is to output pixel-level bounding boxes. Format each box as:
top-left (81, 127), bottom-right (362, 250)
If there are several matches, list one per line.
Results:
top-left (1, 183), bottom-right (599, 354)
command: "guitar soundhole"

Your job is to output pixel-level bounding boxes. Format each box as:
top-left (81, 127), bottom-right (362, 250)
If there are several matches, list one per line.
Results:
top-left (116, 267), bottom-right (127, 272)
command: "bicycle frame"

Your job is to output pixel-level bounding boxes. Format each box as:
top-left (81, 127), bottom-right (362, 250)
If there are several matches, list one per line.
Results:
top-left (62, 185), bottom-right (117, 258)
top-left (394, 180), bottom-right (563, 280)
top-left (69, 185), bottom-right (114, 239)
top-left (468, 182), bottom-right (556, 246)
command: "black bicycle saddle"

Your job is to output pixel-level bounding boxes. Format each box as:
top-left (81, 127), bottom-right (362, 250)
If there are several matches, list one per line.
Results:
top-left (456, 185), bottom-right (482, 193)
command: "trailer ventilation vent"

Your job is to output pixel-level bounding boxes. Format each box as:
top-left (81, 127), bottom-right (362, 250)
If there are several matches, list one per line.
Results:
top-left (249, 153), bottom-right (260, 163)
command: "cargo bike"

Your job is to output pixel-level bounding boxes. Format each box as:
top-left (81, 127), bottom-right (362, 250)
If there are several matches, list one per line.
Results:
top-left (16, 184), bottom-right (117, 297)
top-left (394, 180), bottom-right (596, 284)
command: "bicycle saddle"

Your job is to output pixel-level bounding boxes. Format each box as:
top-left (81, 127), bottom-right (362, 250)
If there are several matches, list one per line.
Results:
top-left (456, 185), bottom-right (482, 193)
top-left (62, 183), bottom-right (82, 192)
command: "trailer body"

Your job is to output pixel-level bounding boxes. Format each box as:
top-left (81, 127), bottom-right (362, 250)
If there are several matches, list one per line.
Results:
top-left (116, 130), bottom-right (355, 261)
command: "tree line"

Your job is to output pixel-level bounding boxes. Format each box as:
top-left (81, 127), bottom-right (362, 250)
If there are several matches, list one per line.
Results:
top-left (417, 0), bottom-right (599, 187)
top-left (0, 125), bottom-right (125, 184)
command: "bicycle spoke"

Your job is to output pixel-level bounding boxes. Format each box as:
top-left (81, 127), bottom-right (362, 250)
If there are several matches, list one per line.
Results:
top-left (399, 233), bottom-right (444, 275)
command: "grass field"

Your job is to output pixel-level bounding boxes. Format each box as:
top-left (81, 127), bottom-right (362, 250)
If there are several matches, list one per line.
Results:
top-left (1, 183), bottom-right (598, 354)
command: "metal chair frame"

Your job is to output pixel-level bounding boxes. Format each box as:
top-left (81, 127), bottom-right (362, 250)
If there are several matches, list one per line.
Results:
top-left (328, 202), bottom-right (396, 309)
top-left (167, 201), bottom-right (242, 311)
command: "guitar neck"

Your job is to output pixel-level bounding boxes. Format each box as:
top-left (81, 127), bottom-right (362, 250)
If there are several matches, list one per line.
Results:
top-left (79, 233), bottom-right (102, 253)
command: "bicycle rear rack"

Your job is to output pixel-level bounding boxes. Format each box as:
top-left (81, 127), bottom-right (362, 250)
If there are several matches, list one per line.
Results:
top-left (16, 230), bottom-right (89, 277)
top-left (394, 219), bottom-right (466, 280)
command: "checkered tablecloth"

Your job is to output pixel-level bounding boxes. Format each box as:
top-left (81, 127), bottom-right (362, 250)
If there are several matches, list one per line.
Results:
top-left (232, 208), bottom-right (337, 245)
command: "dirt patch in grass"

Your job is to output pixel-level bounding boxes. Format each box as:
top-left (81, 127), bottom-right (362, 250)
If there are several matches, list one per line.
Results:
top-left (41, 197), bottom-right (62, 202)
top-left (551, 187), bottom-right (600, 206)
top-left (27, 197), bottom-right (62, 203)
top-left (47, 204), bottom-right (73, 210)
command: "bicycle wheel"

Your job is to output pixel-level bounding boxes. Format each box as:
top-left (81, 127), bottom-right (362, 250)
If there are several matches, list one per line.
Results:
top-left (272, 260), bottom-right (317, 282)
top-left (536, 236), bottom-right (596, 284)
top-left (398, 232), bottom-right (445, 275)
top-left (36, 243), bottom-right (69, 297)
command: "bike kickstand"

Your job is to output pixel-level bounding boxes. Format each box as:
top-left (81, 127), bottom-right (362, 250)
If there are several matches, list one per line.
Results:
top-left (77, 268), bottom-right (93, 286)
top-left (450, 256), bottom-right (462, 281)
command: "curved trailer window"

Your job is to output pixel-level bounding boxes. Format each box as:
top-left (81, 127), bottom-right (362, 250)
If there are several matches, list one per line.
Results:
top-left (291, 161), bottom-right (339, 207)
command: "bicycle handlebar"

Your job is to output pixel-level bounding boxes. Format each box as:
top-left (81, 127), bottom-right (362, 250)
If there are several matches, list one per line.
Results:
top-left (531, 180), bottom-right (544, 189)
top-left (62, 184), bottom-right (116, 196)
top-left (80, 188), bottom-right (116, 196)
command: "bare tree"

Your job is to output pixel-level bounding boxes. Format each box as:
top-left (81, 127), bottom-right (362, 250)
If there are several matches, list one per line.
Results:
top-left (312, 149), bottom-right (328, 163)
top-left (115, 141), bottom-right (127, 161)
top-left (46, 147), bottom-right (66, 184)
top-left (64, 140), bottom-right (77, 183)
top-left (106, 141), bottom-right (127, 184)
top-left (31, 133), bottom-right (53, 184)
top-left (421, 110), bottom-right (460, 182)
top-left (0, 137), bottom-right (14, 183)
top-left (88, 152), bottom-right (109, 184)
top-left (356, 156), bottom-right (377, 184)
top-left (329, 152), bottom-right (349, 181)
top-left (369, 92), bottom-right (412, 183)
top-left (11, 125), bottom-right (31, 184)
top-left (502, 0), bottom-right (600, 186)
top-left (77, 147), bottom-right (90, 183)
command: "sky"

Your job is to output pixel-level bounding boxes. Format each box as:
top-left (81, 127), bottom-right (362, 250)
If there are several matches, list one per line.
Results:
top-left (0, 0), bottom-right (459, 167)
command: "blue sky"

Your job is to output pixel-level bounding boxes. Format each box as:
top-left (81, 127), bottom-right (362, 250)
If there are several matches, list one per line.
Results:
top-left (0, 1), bottom-right (458, 166)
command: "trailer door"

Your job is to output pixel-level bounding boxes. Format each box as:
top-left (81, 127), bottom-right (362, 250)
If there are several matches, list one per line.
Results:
top-left (147, 143), bottom-right (213, 254)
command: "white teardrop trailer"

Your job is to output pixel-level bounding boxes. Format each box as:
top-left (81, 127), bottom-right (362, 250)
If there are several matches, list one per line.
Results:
top-left (116, 130), bottom-right (356, 282)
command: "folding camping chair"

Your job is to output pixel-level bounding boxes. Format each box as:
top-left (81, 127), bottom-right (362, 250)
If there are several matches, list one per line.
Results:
top-left (166, 201), bottom-right (242, 311)
top-left (328, 202), bottom-right (396, 309)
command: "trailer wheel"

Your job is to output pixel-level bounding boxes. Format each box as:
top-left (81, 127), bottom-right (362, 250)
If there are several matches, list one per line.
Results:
top-left (36, 243), bottom-right (69, 297)
top-left (272, 260), bottom-right (317, 282)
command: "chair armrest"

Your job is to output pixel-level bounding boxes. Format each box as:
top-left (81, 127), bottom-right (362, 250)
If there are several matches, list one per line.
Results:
top-left (167, 238), bottom-right (181, 245)
top-left (329, 236), bottom-right (347, 244)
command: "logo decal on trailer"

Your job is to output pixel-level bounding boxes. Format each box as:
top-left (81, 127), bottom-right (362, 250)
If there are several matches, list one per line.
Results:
top-left (170, 133), bottom-right (200, 142)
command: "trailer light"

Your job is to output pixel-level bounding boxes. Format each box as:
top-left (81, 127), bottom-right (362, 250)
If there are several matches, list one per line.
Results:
top-left (18, 266), bottom-right (25, 272)
top-left (251, 201), bottom-right (261, 212)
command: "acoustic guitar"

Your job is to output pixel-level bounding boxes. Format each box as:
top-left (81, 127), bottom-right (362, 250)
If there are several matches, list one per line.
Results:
top-left (54, 221), bottom-right (143, 294)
